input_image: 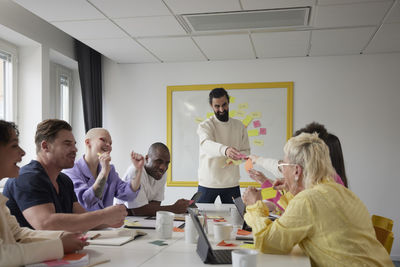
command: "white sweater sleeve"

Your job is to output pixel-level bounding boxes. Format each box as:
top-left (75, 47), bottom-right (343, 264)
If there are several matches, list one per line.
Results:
top-left (255, 157), bottom-right (282, 178)
top-left (197, 122), bottom-right (228, 157)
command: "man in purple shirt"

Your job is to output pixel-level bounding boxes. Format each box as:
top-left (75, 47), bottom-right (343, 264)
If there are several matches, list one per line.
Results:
top-left (64, 128), bottom-right (143, 211)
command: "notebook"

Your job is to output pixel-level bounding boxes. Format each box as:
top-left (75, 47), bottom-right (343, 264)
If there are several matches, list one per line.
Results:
top-left (188, 208), bottom-right (233, 264)
top-left (25, 253), bottom-right (89, 267)
top-left (86, 229), bottom-right (146, 246)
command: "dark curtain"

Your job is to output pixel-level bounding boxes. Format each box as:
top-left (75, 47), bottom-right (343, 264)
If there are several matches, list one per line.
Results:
top-left (75, 40), bottom-right (102, 133)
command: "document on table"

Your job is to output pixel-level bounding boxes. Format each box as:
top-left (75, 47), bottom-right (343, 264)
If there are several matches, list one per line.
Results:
top-left (86, 229), bottom-right (146, 246)
top-left (124, 216), bottom-right (184, 229)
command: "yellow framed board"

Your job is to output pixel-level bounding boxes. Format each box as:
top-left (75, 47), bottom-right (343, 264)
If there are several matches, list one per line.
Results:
top-left (167, 82), bottom-right (293, 187)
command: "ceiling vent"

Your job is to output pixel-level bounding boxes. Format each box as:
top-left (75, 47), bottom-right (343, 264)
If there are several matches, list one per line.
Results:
top-left (179, 7), bottom-right (310, 33)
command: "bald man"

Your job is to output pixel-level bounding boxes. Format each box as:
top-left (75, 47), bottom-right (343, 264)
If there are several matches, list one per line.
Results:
top-left (63, 128), bottom-right (143, 211)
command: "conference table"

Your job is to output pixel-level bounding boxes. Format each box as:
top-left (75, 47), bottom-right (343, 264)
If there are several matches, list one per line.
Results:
top-left (83, 203), bottom-right (310, 267)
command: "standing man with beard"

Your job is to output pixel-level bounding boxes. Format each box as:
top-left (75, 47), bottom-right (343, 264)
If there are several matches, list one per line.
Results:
top-left (3, 119), bottom-right (127, 232)
top-left (197, 88), bottom-right (250, 203)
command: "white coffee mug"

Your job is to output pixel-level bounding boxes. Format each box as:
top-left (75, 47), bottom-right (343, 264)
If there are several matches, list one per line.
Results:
top-left (232, 249), bottom-right (258, 267)
top-left (230, 207), bottom-right (243, 226)
top-left (213, 223), bottom-right (233, 243)
top-left (185, 215), bottom-right (204, 244)
top-left (156, 211), bottom-right (174, 239)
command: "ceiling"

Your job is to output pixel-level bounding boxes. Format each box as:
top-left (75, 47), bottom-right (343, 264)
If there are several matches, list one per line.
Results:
top-left (13, 0), bottom-right (400, 64)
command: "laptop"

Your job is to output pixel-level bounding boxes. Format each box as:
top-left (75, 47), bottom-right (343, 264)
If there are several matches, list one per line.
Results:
top-left (188, 208), bottom-right (233, 264)
top-left (232, 196), bottom-right (252, 232)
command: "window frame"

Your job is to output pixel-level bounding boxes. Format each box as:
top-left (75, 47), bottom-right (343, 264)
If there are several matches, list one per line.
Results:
top-left (55, 63), bottom-right (73, 123)
top-left (0, 39), bottom-right (18, 122)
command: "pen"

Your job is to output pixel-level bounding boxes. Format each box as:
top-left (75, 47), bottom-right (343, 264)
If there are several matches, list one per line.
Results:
top-left (90, 233), bottom-right (101, 240)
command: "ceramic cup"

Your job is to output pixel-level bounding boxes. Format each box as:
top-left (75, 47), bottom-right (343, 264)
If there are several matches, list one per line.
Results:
top-left (156, 211), bottom-right (174, 239)
top-left (230, 207), bottom-right (243, 226)
top-left (232, 249), bottom-right (258, 267)
top-left (185, 215), bottom-right (204, 244)
top-left (213, 223), bottom-right (233, 243)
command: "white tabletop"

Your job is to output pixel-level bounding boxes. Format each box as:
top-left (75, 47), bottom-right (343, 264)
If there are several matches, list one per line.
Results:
top-left (83, 204), bottom-right (310, 267)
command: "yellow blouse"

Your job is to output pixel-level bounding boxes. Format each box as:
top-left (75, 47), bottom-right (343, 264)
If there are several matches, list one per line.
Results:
top-left (244, 182), bottom-right (393, 267)
top-left (0, 194), bottom-right (63, 267)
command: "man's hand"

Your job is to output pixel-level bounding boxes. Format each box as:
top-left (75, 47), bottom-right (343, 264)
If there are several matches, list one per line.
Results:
top-left (225, 147), bottom-right (241, 160)
top-left (242, 186), bottom-right (262, 206)
top-left (130, 151), bottom-right (145, 169)
top-left (171, 199), bottom-right (190, 214)
top-left (60, 232), bottom-right (89, 253)
top-left (248, 169), bottom-right (270, 185)
top-left (103, 205), bottom-right (128, 228)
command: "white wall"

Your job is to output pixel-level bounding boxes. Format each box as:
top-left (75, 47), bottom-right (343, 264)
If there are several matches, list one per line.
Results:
top-left (102, 53), bottom-right (400, 258)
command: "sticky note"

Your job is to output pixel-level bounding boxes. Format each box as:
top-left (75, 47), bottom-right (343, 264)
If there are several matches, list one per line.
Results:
top-left (253, 140), bottom-right (264, 146)
top-left (230, 96), bottom-right (236, 103)
top-left (261, 187), bottom-right (277, 200)
top-left (150, 240), bottom-right (168, 246)
top-left (253, 120), bottom-right (261, 128)
top-left (247, 129), bottom-right (259, 137)
top-left (229, 110), bottom-right (237, 117)
top-left (259, 128), bottom-right (267, 135)
top-left (226, 158), bottom-right (242, 166)
top-left (242, 115), bottom-right (253, 127)
top-left (237, 229), bottom-right (251, 236)
top-left (244, 159), bottom-right (253, 172)
top-left (238, 103), bottom-right (248, 109)
top-left (240, 244), bottom-right (256, 249)
top-left (207, 112), bottom-right (214, 118)
top-left (250, 112), bottom-right (261, 118)
top-left (195, 117), bottom-right (204, 123)
top-left (236, 110), bottom-right (245, 117)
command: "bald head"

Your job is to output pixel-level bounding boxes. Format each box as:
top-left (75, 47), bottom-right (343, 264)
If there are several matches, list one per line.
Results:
top-left (85, 128), bottom-right (112, 154)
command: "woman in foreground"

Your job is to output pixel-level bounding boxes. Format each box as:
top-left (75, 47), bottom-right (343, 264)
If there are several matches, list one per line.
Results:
top-left (243, 133), bottom-right (392, 266)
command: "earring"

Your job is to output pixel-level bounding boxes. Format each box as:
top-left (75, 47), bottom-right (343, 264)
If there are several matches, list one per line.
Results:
top-left (294, 176), bottom-right (299, 182)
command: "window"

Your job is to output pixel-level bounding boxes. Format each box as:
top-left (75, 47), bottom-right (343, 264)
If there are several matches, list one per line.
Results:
top-left (0, 50), bottom-right (12, 120)
top-left (55, 64), bottom-right (73, 123)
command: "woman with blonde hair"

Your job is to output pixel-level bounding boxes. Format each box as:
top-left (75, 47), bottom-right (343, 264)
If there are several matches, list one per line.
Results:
top-left (243, 133), bottom-right (392, 266)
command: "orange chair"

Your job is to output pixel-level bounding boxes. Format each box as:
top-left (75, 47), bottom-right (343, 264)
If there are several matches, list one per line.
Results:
top-left (372, 215), bottom-right (394, 254)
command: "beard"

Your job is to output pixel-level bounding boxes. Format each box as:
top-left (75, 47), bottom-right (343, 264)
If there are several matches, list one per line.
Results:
top-left (215, 109), bottom-right (229, 122)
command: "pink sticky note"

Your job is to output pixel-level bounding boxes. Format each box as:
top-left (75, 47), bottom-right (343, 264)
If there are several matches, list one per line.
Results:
top-left (253, 120), bottom-right (261, 128)
top-left (260, 128), bottom-right (266, 135)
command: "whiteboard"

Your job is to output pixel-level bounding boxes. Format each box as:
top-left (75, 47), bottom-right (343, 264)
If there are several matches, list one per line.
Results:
top-left (167, 82), bottom-right (293, 187)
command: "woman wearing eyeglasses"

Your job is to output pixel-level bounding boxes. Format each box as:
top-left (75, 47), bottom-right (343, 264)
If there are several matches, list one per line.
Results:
top-left (0, 120), bottom-right (88, 266)
top-left (242, 133), bottom-right (392, 266)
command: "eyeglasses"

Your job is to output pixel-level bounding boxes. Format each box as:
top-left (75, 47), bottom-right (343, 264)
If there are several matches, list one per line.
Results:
top-left (277, 162), bottom-right (297, 173)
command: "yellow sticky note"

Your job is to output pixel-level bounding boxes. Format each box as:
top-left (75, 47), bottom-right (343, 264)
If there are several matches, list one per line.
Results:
top-left (253, 139), bottom-right (264, 146)
top-left (229, 110), bottom-right (237, 117)
top-left (240, 244), bottom-right (256, 249)
top-left (238, 103), bottom-right (248, 109)
top-left (195, 117), bottom-right (204, 123)
top-left (236, 110), bottom-right (245, 117)
top-left (206, 112), bottom-right (214, 118)
top-left (261, 187), bottom-right (277, 200)
top-left (250, 112), bottom-right (261, 118)
top-left (242, 115), bottom-right (253, 127)
top-left (247, 129), bottom-right (259, 137)
top-left (124, 220), bottom-right (142, 227)
top-left (230, 96), bottom-right (236, 103)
